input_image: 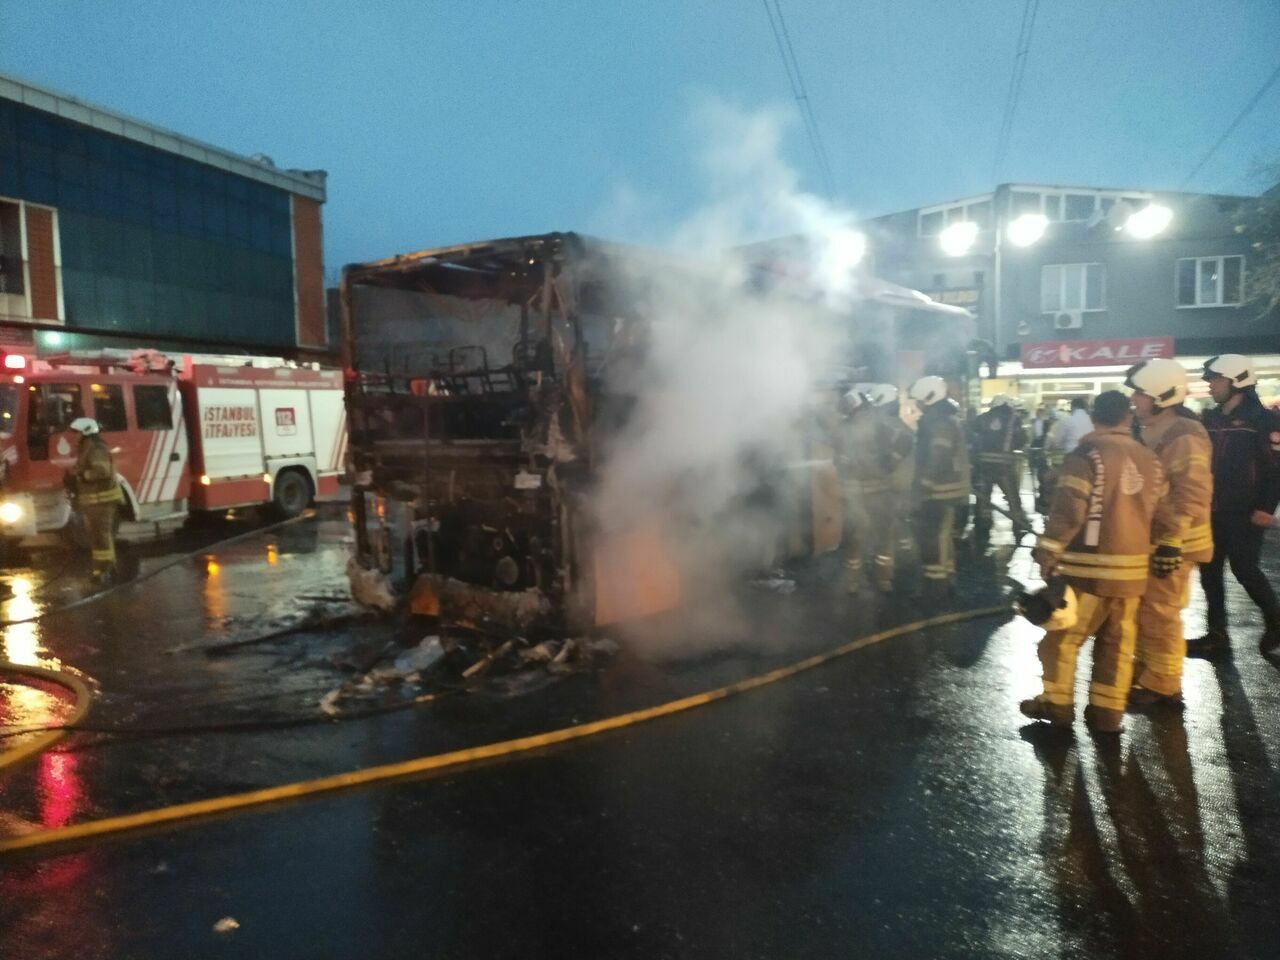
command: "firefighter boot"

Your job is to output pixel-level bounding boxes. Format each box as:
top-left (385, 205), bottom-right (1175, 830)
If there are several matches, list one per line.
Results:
top-left (1019, 697), bottom-right (1073, 728)
top-left (1186, 629), bottom-right (1231, 658)
top-left (843, 556), bottom-right (864, 595)
top-left (1126, 685), bottom-right (1185, 712)
top-left (1084, 705), bottom-right (1123, 735)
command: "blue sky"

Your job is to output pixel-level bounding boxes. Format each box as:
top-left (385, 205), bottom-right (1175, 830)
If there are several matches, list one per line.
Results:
top-left (6, 0), bottom-right (1279, 275)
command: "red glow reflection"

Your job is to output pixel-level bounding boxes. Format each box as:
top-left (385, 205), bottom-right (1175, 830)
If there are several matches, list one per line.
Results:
top-left (39, 751), bottom-right (82, 830)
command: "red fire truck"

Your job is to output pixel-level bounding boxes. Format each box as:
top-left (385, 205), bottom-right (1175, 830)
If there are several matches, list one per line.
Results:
top-left (0, 351), bottom-right (346, 546)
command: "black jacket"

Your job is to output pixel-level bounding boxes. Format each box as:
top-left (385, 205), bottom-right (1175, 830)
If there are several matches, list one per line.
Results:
top-left (1202, 395), bottom-right (1280, 515)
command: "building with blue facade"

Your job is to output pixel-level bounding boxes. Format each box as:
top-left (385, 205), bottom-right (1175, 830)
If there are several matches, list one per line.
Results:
top-left (0, 71), bottom-right (328, 357)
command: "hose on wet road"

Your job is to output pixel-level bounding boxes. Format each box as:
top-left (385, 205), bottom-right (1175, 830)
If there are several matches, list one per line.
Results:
top-left (0, 660), bottom-right (93, 772)
top-left (0, 602), bottom-right (1010, 858)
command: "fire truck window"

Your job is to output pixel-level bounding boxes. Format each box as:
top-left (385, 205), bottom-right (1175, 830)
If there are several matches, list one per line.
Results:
top-left (134, 385), bottom-right (172, 430)
top-left (26, 382), bottom-right (84, 460)
top-left (92, 383), bottom-right (128, 432)
top-left (0, 386), bottom-right (17, 437)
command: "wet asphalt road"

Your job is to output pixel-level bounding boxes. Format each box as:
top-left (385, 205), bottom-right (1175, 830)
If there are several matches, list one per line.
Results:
top-left (1, 508), bottom-right (1278, 959)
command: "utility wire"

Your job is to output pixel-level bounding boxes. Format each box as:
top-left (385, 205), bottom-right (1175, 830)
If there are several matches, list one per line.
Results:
top-left (762, 0), bottom-right (836, 198)
top-left (1179, 59), bottom-right (1280, 190)
top-left (992, 0), bottom-right (1041, 182)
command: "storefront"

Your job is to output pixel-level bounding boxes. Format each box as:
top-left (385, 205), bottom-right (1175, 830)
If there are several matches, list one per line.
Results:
top-left (980, 336), bottom-right (1280, 413)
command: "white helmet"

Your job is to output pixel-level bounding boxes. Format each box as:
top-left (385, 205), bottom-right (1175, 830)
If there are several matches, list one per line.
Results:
top-left (843, 385), bottom-right (872, 410)
top-left (69, 417), bottom-right (101, 436)
top-left (1125, 358), bottom-right (1188, 408)
top-left (908, 375), bottom-right (948, 407)
top-left (867, 383), bottom-right (899, 407)
top-left (987, 393), bottom-right (1013, 409)
top-left (1203, 354), bottom-right (1256, 389)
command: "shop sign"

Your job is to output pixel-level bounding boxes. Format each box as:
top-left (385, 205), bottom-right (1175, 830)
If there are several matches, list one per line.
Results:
top-left (926, 287), bottom-right (981, 307)
top-left (1021, 337), bottom-right (1174, 369)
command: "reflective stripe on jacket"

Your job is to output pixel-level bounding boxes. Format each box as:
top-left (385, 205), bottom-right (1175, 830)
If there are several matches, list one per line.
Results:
top-left (1140, 409), bottom-right (1214, 563)
top-left (915, 399), bottom-right (970, 505)
top-left (1034, 426), bottom-right (1173, 598)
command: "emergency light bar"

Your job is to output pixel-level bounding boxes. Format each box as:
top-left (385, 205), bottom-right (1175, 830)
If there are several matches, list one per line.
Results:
top-left (3, 354), bottom-right (26, 370)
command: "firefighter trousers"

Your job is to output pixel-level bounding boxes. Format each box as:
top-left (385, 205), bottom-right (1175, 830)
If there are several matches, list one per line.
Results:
top-left (1136, 564), bottom-right (1194, 695)
top-left (1200, 513), bottom-right (1280, 633)
top-left (842, 486), bottom-right (896, 592)
top-left (916, 501), bottom-right (956, 587)
top-left (83, 503), bottom-right (118, 577)
top-left (1038, 593), bottom-right (1140, 716)
top-left (974, 467), bottom-right (1028, 529)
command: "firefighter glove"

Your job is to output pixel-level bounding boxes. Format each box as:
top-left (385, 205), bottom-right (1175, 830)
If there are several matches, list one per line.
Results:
top-left (1152, 543), bottom-right (1182, 579)
top-left (1031, 547), bottom-right (1059, 577)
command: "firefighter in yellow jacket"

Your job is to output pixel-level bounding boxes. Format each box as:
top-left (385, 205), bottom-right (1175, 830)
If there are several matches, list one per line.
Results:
top-left (835, 384), bottom-right (912, 593)
top-left (1022, 391), bottom-right (1176, 734)
top-left (908, 376), bottom-right (970, 598)
top-left (67, 417), bottom-right (124, 583)
top-left (1125, 359), bottom-right (1214, 708)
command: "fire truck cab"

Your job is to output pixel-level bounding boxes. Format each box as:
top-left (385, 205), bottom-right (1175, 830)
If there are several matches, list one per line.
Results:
top-left (0, 351), bottom-right (346, 546)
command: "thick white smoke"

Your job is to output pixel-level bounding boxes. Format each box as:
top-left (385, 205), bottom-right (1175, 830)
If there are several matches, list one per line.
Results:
top-left (588, 98), bottom-right (874, 657)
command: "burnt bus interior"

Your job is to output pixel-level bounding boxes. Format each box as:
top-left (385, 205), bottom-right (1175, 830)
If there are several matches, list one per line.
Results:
top-left (341, 232), bottom-right (976, 630)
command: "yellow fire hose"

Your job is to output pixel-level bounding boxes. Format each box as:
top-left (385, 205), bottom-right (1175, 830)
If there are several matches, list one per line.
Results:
top-left (0, 603), bottom-right (1007, 858)
top-left (0, 660), bottom-right (93, 772)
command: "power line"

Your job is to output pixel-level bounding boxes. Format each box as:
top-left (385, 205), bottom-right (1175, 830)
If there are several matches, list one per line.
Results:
top-left (992, 0), bottom-right (1041, 182)
top-left (762, 0), bottom-right (836, 198)
top-left (1180, 59), bottom-right (1280, 190)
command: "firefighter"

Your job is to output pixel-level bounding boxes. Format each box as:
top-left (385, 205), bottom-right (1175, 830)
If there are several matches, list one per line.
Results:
top-left (1021, 391), bottom-right (1175, 734)
top-left (971, 394), bottom-right (1031, 540)
top-left (1190, 354), bottom-right (1280, 656)
top-left (870, 383), bottom-right (918, 573)
top-left (908, 375), bottom-right (969, 598)
top-left (1124, 358), bottom-right (1213, 708)
top-left (67, 417), bottom-right (123, 584)
top-left (834, 385), bottom-right (908, 593)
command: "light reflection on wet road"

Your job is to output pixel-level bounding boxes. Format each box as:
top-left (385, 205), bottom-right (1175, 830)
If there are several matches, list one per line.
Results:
top-left (0, 510), bottom-right (1277, 959)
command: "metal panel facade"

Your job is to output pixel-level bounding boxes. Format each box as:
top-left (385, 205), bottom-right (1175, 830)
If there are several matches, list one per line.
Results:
top-left (0, 94), bottom-right (315, 351)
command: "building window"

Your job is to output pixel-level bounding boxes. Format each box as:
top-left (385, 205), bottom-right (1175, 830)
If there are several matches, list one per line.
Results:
top-left (920, 210), bottom-right (944, 237)
top-left (134, 385), bottom-right (172, 430)
top-left (1064, 194), bottom-right (1095, 221)
top-left (966, 200), bottom-right (992, 230)
top-left (1176, 256), bottom-right (1243, 307)
top-left (1041, 263), bottom-right (1105, 313)
top-left (0, 201), bottom-right (23, 295)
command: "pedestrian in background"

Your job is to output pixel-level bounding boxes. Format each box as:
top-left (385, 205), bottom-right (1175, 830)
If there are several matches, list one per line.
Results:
top-left (1022, 391), bottom-right (1175, 734)
top-left (1041, 398), bottom-right (1091, 512)
top-left (1191, 355), bottom-right (1280, 657)
top-left (1125, 359), bottom-right (1213, 708)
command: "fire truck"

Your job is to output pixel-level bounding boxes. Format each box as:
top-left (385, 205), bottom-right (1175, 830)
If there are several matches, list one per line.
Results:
top-left (0, 350), bottom-right (346, 547)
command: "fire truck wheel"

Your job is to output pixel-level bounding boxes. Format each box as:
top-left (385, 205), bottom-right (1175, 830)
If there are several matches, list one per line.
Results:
top-left (272, 470), bottom-right (312, 519)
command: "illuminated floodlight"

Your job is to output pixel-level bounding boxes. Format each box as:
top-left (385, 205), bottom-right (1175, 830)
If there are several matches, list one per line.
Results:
top-left (939, 221), bottom-right (979, 257)
top-left (1007, 213), bottom-right (1049, 247)
top-left (1125, 203), bottom-right (1173, 239)
top-left (827, 228), bottom-right (868, 270)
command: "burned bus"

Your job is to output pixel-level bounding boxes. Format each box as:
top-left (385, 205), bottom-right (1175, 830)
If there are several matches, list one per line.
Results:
top-left (339, 232), bottom-right (975, 632)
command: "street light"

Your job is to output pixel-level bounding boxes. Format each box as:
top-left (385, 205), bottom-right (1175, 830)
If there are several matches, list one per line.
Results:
top-left (939, 221), bottom-right (979, 257)
top-left (1124, 203), bottom-right (1173, 239)
top-left (825, 227), bottom-right (867, 270)
top-left (1007, 213), bottom-right (1048, 247)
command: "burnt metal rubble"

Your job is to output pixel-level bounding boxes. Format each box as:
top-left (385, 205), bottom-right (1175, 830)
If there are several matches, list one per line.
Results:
top-left (340, 232), bottom-right (671, 635)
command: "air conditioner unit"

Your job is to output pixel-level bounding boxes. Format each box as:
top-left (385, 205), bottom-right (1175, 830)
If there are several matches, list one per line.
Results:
top-left (1053, 310), bottom-right (1084, 330)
